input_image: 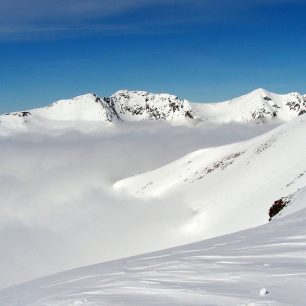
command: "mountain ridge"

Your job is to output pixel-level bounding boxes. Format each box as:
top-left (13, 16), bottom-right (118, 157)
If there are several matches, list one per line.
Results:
top-left (193, 88), bottom-right (306, 123)
top-left (0, 88), bottom-right (305, 133)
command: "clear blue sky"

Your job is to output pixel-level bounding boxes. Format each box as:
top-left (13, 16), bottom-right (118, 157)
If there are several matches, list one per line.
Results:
top-left (0, 0), bottom-right (305, 113)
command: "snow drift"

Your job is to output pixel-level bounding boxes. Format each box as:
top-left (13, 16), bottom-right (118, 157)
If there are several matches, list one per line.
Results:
top-left (2, 188), bottom-right (306, 306)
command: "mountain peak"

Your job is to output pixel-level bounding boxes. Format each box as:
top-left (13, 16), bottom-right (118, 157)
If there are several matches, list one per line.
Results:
top-left (111, 90), bottom-right (195, 123)
top-left (192, 88), bottom-right (306, 123)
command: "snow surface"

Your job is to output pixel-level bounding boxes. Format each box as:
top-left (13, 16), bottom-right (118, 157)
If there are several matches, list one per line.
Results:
top-left (1, 188), bottom-right (306, 306)
top-left (114, 113), bottom-right (306, 240)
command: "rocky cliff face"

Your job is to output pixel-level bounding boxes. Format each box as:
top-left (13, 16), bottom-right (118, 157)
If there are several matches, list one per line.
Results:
top-left (110, 90), bottom-right (195, 123)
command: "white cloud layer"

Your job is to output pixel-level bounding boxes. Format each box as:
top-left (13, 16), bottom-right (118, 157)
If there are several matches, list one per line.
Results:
top-left (0, 121), bottom-right (276, 288)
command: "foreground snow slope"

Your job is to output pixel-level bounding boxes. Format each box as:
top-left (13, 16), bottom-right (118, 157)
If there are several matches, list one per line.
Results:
top-left (115, 114), bottom-right (306, 239)
top-left (1, 189), bottom-right (306, 306)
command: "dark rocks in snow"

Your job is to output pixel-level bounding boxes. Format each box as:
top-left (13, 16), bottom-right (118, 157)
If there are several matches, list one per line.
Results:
top-left (19, 111), bottom-right (31, 117)
top-left (191, 151), bottom-right (245, 182)
top-left (5, 111), bottom-right (31, 117)
top-left (263, 96), bottom-right (272, 101)
top-left (286, 101), bottom-right (301, 111)
top-left (298, 109), bottom-right (306, 116)
top-left (285, 171), bottom-right (305, 188)
top-left (248, 91), bottom-right (305, 122)
top-left (185, 110), bottom-right (194, 119)
top-left (269, 196), bottom-right (293, 221)
top-left (255, 137), bottom-right (276, 154)
top-left (251, 108), bottom-right (274, 122)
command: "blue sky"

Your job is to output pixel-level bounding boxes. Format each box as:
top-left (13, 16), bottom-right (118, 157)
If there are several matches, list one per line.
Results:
top-left (0, 0), bottom-right (305, 113)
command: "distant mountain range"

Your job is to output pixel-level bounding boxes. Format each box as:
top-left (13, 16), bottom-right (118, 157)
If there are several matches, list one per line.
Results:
top-left (0, 88), bottom-right (305, 132)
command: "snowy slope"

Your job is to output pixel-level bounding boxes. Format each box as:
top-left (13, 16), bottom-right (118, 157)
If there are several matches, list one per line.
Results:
top-left (0, 94), bottom-right (120, 132)
top-left (1, 189), bottom-right (306, 306)
top-left (193, 88), bottom-right (306, 123)
top-left (114, 113), bottom-right (306, 239)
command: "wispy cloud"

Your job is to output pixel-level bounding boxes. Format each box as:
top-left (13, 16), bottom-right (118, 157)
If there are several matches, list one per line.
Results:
top-left (0, 0), bottom-right (300, 40)
top-left (0, 0), bottom-right (189, 40)
top-left (0, 0), bottom-right (180, 23)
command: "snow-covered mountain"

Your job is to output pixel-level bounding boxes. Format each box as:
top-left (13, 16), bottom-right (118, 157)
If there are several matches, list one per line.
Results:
top-left (111, 90), bottom-right (196, 123)
top-left (2, 188), bottom-right (306, 306)
top-left (114, 113), bottom-right (306, 239)
top-left (0, 88), bottom-right (305, 133)
top-left (193, 88), bottom-right (306, 123)
top-left (0, 93), bottom-right (120, 131)
top-left (0, 90), bottom-right (196, 132)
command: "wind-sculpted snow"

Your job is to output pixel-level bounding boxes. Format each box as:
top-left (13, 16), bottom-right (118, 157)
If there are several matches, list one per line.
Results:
top-left (1, 189), bottom-right (306, 306)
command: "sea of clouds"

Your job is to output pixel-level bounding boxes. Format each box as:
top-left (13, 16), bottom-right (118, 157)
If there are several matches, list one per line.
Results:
top-left (0, 121), bottom-right (277, 288)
